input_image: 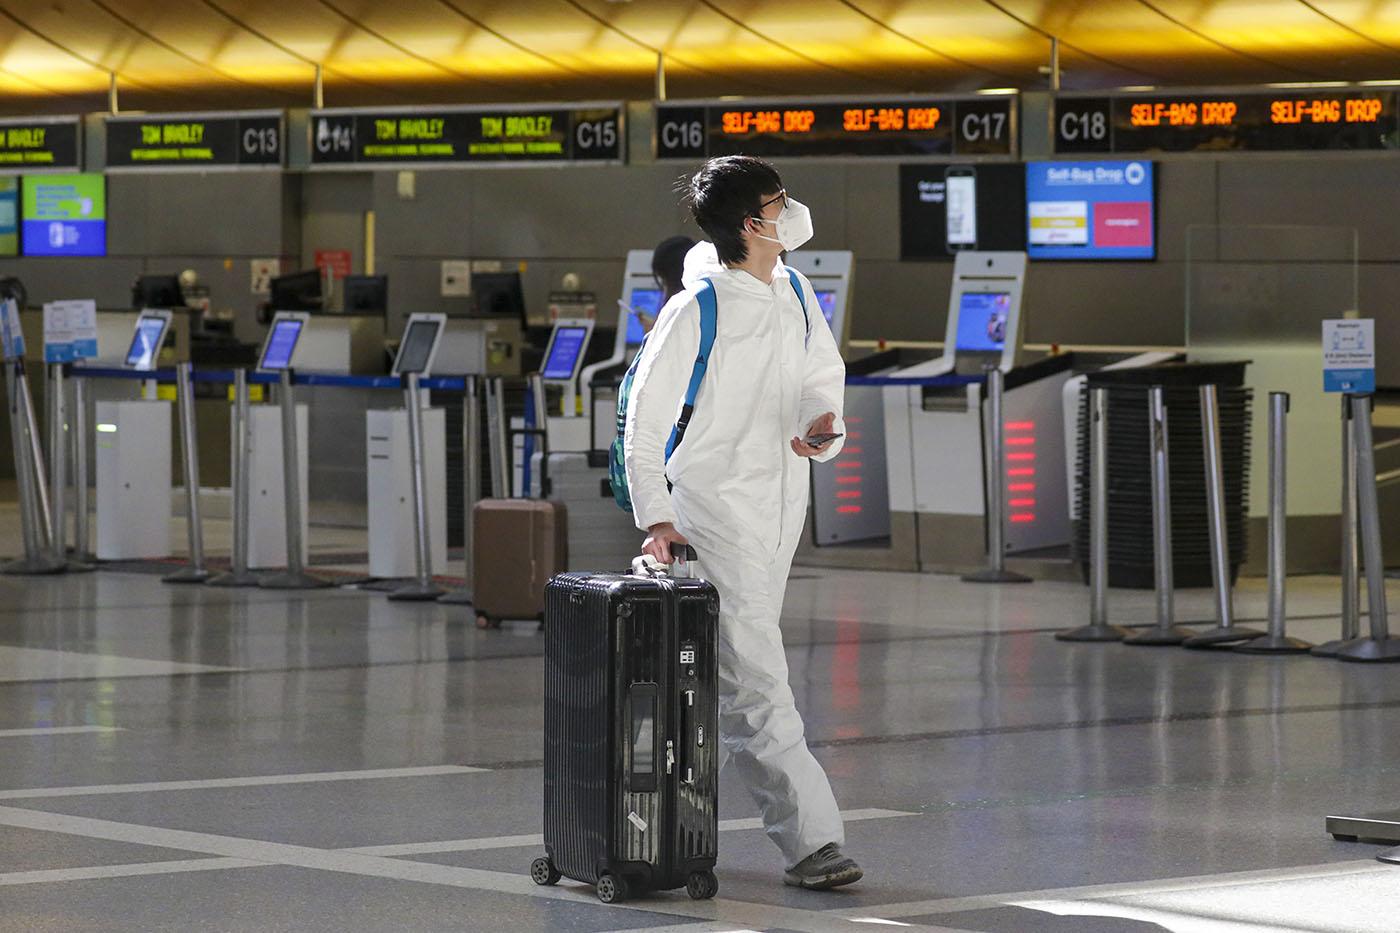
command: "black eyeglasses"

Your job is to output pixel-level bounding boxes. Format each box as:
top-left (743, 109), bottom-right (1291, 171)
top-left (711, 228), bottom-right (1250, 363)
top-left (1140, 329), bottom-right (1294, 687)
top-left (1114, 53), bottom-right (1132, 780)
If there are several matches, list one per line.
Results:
top-left (757, 190), bottom-right (788, 213)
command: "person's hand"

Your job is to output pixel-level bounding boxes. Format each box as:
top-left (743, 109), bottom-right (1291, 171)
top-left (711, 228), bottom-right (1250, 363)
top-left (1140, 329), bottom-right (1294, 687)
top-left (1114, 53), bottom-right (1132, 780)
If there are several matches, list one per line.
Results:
top-left (791, 411), bottom-right (836, 458)
top-left (642, 522), bottom-right (689, 564)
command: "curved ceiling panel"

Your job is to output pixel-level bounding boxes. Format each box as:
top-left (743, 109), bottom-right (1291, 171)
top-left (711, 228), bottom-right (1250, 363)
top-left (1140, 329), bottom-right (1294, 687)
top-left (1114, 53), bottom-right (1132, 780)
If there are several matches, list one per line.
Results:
top-left (0, 0), bottom-right (1397, 114)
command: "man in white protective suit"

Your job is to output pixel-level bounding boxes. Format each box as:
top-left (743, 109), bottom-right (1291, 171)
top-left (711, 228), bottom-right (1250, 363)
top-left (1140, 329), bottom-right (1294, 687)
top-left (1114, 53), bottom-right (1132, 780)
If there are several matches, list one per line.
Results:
top-left (623, 156), bottom-right (861, 890)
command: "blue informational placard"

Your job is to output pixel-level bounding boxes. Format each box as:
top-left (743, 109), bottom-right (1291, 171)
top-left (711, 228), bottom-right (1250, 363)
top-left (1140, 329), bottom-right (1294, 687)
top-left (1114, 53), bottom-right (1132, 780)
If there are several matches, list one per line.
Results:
top-left (1322, 319), bottom-right (1375, 393)
top-left (0, 298), bottom-right (23, 360)
top-left (1025, 160), bottom-right (1155, 260)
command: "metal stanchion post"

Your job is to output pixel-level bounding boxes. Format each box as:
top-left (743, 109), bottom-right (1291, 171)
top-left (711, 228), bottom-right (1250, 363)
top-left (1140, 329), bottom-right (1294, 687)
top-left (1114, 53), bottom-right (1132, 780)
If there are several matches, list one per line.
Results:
top-left (259, 369), bottom-right (328, 590)
top-left (71, 371), bottom-right (95, 563)
top-left (1239, 392), bottom-right (1311, 654)
top-left (1184, 384), bottom-right (1264, 648)
top-left (1126, 386), bottom-right (1194, 645)
top-left (17, 362), bottom-right (52, 549)
top-left (47, 363), bottom-right (67, 562)
top-left (963, 367), bottom-right (1032, 584)
top-left (3, 362), bottom-right (48, 573)
top-left (1337, 395), bottom-right (1400, 661)
top-left (439, 375), bottom-right (479, 605)
top-left (1059, 387), bottom-right (1128, 642)
top-left (528, 372), bottom-right (549, 497)
top-left (487, 377), bottom-right (509, 498)
top-left (2, 360), bottom-right (64, 575)
top-left (391, 373), bottom-right (445, 601)
top-left (47, 364), bottom-right (89, 572)
top-left (209, 369), bottom-right (260, 586)
top-left (163, 362), bottom-right (209, 583)
top-left (1314, 395), bottom-right (1361, 657)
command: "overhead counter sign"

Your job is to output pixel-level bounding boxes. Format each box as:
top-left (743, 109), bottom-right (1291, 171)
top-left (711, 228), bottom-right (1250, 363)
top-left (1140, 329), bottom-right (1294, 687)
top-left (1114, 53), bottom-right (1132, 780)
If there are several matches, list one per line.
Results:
top-left (656, 95), bottom-right (1016, 160)
top-left (309, 103), bottom-right (624, 167)
top-left (0, 116), bottom-right (82, 172)
top-left (105, 111), bottom-right (283, 170)
top-left (1056, 88), bottom-right (1399, 154)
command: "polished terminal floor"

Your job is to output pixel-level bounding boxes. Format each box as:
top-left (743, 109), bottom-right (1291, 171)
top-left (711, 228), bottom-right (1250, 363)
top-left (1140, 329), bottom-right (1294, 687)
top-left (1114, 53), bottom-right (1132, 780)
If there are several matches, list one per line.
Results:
top-left (4, 542), bottom-right (1400, 931)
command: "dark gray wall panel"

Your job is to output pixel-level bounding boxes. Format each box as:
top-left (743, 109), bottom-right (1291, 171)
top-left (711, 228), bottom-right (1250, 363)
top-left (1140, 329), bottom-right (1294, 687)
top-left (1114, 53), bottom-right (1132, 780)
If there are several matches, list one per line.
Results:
top-left (843, 163), bottom-right (899, 262)
top-left (1024, 262), bottom-right (1186, 347)
top-left (2, 258), bottom-right (142, 308)
top-left (372, 170), bottom-right (473, 258)
top-left (848, 260), bottom-right (952, 343)
top-left (1155, 159), bottom-right (1217, 263)
top-left (1217, 157), bottom-right (1400, 261)
top-left (108, 173), bottom-right (288, 257)
top-left (299, 172), bottom-right (371, 272)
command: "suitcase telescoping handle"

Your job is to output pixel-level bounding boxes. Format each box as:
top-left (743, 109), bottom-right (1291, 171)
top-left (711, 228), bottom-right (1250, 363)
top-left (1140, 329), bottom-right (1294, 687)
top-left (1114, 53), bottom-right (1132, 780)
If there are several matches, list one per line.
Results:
top-left (631, 542), bottom-right (699, 579)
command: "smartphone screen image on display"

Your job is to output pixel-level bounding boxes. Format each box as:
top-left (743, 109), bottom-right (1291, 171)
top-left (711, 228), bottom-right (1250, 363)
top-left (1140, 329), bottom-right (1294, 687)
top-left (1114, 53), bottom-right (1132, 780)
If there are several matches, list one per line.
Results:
top-left (945, 167), bottom-right (977, 253)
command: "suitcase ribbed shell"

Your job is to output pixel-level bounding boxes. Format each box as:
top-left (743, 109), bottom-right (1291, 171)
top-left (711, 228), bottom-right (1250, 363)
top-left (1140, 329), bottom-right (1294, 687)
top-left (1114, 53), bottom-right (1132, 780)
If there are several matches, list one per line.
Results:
top-left (543, 571), bottom-right (719, 893)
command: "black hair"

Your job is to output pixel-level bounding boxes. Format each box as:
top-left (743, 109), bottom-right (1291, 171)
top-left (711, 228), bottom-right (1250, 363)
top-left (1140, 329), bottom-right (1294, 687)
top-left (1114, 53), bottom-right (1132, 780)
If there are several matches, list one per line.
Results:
top-left (651, 235), bottom-right (695, 299)
top-left (678, 156), bottom-right (783, 266)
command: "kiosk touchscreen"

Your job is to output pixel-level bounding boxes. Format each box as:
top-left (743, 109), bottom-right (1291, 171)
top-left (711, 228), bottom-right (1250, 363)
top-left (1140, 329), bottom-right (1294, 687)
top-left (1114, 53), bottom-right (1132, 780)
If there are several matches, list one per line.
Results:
top-left (123, 310), bottom-right (173, 371)
top-left (540, 319), bottom-right (594, 386)
top-left (784, 251), bottom-right (853, 350)
top-left (258, 312), bottom-right (309, 371)
top-left (391, 313), bottom-right (446, 377)
top-left (623, 287), bottom-right (665, 348)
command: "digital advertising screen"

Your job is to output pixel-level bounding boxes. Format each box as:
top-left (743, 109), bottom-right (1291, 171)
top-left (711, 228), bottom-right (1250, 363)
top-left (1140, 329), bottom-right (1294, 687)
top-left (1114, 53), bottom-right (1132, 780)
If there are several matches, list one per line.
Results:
top-left (626, 288), bottom-right (664, 344)
top-left (260, 319), bottom-right (303, 370)
top-left (0, 177), bottom-right (17, 257)
top-left (899, 163), bottom-right (1027, 260)
top-left (815, 290), bottom-right (837, 326)
top-left (21, 173), bottom-right (106, 257)
top-left (955, 292), bottom-right (1011, 353)
top-left (543, 326), bottom-right (589, 380)
top-left (1025, 160), bottom-right (1155, 261)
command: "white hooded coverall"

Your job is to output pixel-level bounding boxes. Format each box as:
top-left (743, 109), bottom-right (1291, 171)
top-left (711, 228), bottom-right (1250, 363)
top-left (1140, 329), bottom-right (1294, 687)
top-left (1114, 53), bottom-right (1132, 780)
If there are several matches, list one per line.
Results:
top-left (623, 242), bottom-right (847, 867)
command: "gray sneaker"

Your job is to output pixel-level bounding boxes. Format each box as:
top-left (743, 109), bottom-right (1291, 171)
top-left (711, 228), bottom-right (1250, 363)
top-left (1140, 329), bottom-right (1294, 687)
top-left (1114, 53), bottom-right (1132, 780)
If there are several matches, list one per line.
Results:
top-left (783, 843), bottom-right (863, 890)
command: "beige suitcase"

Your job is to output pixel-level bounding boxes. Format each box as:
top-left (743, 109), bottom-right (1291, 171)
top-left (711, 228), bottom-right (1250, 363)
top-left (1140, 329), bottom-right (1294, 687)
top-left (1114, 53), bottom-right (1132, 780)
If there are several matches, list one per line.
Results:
top-left (472, 499), bottom-right (568, 628)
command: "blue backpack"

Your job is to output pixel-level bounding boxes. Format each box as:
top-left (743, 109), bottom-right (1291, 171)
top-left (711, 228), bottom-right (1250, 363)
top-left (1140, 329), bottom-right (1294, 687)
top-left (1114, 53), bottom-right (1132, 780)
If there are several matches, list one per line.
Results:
top-left (609, 269), bottom-right (808, 512)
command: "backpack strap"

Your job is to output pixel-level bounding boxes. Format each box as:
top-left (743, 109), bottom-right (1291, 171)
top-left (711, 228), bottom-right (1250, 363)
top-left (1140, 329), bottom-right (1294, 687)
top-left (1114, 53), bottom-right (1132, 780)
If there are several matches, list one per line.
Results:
top-left (665, 278), bottom-right (718, 460)
top-left (786, 267), bottom-right (810, 347)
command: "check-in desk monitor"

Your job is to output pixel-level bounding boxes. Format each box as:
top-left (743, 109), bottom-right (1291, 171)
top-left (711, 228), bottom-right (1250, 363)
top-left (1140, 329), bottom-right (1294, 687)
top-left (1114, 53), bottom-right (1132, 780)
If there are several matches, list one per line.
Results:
top-left (391, 313), bottom-right (446, 377)
top-left (258, 312), bottom-right (309, 371)
top-left (124, 310), bottom-right (173, 371)
top-left (541, 320), bottom-right (594, 386)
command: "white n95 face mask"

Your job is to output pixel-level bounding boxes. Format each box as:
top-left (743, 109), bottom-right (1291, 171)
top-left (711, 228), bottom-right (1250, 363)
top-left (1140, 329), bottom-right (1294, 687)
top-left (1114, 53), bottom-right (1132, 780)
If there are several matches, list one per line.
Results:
top-left (752, 197), bottom-right (814, 252)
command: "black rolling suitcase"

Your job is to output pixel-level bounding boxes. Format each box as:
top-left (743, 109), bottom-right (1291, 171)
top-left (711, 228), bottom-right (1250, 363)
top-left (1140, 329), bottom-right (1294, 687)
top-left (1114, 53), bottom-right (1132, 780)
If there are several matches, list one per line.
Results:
top-left (531, 546), bottom-right (721, 904)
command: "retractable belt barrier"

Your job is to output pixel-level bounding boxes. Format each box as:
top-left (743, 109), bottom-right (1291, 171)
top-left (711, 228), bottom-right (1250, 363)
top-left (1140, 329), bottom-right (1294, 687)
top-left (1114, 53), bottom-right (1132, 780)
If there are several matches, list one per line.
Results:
top-left (66, 365), bottom-right (478, 592)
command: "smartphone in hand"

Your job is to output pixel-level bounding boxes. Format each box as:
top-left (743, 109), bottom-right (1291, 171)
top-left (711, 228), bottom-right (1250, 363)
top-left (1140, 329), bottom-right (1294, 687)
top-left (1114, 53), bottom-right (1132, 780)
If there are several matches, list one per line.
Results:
top-left (803, 432), bottom-right (843, 448)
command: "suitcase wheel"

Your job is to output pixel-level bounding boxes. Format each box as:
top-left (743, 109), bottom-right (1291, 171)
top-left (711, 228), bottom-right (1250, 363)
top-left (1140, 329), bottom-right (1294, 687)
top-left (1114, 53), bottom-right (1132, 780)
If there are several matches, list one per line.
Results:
top-left (686, 869), bottom-right (718, 900)
top-left (596, 872), bottom-right (629, 904)
top-left (530, 857), bottom-right (560, 886)
top-left (475, 614), bottom-right (499, 630)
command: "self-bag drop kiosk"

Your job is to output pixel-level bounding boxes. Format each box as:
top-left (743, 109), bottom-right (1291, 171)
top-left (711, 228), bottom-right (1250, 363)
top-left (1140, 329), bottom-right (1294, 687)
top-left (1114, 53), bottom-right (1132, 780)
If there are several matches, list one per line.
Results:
top-left (95, 310), bottom-right (173, 559)
top-left (883, 252), bottom-right (1076, 569)
top-left (512, 317), bottom-right (594, 492)
top-left (367, 313), bottom-right (448, 580)
top-left (781, 251), bottom-right (894, 548)
top-left (583, 249), bottom-right (659, 451)
top-left (244, 313), bottom-right (311, 569)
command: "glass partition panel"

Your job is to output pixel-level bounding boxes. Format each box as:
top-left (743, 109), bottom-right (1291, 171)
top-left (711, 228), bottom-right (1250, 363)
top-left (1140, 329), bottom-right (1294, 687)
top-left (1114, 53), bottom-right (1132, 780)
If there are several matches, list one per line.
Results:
top-left (1186, 225), bottom-right (1358, 520)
